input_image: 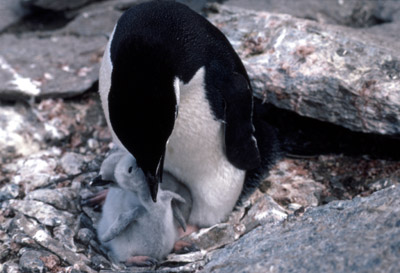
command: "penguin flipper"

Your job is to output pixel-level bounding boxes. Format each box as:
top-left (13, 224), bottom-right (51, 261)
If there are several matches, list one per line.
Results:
top-left (206, 62), bottom-right (261, 170)
top-left (162, 191), bottom-right (187, 231)
top-left (172, 205), bottom-right (187, 232)
top-left (101, 206), bottom-right (145, 242)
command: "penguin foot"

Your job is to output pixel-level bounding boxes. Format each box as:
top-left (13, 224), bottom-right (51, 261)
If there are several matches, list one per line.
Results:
top-left (173, 240), bottom-right (200, 254)
top-left (178, 224), bottom-right (199, 238)
top-left (124, 256), bottom-right (158, 267)
top-left (81, 189), bottom-right (109, 209)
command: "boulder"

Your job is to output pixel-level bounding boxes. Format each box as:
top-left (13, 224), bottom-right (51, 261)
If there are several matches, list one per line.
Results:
top-left (0, 33), bottom-right (106, 100)
top-left (224, 0), bottom-right (384, 27)
top-left (207, 4), bottom-right (400, 135)
top-left (202, 185), bottom-right (400, 273)
top-left (0, 0), bottom-right (28, 32)
top-left (20, 0), bottom-right (95, 12)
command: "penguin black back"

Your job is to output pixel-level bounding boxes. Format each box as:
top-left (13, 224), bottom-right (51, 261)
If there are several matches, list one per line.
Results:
top-left (107, 1), bottom-right (260, 200)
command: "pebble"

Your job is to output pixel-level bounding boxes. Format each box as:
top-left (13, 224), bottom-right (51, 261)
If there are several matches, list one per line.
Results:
top-left (0, 184), bottom-right (20, 202)
top-left (60, 152), bottom-right (86, 175)
top-left (19, 250), bottom-right (46, 273)
top-left (76, 228), bottom-right (95, 245)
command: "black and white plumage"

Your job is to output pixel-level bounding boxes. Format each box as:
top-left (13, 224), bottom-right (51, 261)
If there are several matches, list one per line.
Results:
top-left (97, 154), bottom-right (187, 265)
top-left (99, 1), bottom-right (278, 227)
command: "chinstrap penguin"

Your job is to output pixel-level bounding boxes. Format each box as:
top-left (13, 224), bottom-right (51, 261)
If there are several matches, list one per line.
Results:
top-left (99, 1), bottom-right (279, 227)
top-left (96, 154), bottom-right (187, 266)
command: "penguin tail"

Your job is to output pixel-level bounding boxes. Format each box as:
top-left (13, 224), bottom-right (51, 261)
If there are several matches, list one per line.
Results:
top-left (236, 100), bottom-right (283, 206)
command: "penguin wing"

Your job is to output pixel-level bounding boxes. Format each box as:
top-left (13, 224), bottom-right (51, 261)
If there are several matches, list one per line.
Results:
top-left (206, 61), bottom-right (261, 170)
top-left (161, 191), bottom-right (187, 231)
top-left (100, 206), bottom-right (145, 242)
top-left (172, 205), bottom-right (187, 232)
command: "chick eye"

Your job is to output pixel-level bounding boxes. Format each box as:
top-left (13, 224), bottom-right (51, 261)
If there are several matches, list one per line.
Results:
top-left (128, 166), bottom-right (133, 173)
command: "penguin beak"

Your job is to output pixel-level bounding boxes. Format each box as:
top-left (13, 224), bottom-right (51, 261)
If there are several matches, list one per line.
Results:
top-left (90, 175), bottom-right (115, 187)
top-left (145, 172), bottom-right (159, 202)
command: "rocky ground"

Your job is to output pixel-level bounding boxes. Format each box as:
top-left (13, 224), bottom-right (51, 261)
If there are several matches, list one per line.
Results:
top-left (0, 0), bottom-right (399, 272)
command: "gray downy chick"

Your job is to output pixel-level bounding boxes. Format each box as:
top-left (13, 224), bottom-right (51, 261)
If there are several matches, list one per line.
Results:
top-left (93, 149), bottom-right (192, 222)
top-left (97, 154), bottom-right (187, 266)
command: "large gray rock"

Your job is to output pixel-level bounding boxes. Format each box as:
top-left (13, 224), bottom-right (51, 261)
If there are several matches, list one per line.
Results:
top-left (224, 0), bottom-right (400, 27)
top-left (0, 34), bottom-right (106, 100)
top-left (208, 4), bottom-right (400, 135)
top-left (0, 0), bottom-right (28, 32)
top-left (20, 0), bottom-right (95, 11)
top-left (0, 0), bottom-right (134, 100)
top-left (201, 185), bottom-right (400, 273)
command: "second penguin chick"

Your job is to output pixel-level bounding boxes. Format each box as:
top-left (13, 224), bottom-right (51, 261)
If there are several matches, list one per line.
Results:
top-left (97, 154), bottom-right (186, 266)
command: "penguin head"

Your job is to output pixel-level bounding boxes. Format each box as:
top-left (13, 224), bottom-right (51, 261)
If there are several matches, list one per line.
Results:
top-left (107, 59), bottom-right (178, 202)
top-left (90, 151), bottom-right (125, 187)
top-left (114, 153), bottom-right (148, 195)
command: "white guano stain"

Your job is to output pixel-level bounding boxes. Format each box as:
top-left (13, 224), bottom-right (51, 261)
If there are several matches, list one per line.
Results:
top-left (0, 56), bottom-right (41, 96)
top-left (33, 229), bottom-right (49, 243)
top-left (274, 28), bottom-right (287, 49)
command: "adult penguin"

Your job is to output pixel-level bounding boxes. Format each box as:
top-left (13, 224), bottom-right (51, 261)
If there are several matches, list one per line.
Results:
top-left (99, 1), bottom-right (279, 227)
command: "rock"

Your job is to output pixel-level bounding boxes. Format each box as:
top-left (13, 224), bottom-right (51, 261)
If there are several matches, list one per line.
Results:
top-left (375, 0), bottom-right (400, 23)
top-left (60, 152), bottom-right (86, 176)
top-left (21, 0), bottom-right (95, 12)
top-left (0, 33), bottom-right (106, 100)
top-left (186, 224), bottom-right (241, 251)
top-left (12, 214), bottom-right (93, 273)
top-left (368, 177), bottom-right (398, 192)
top-left (0, 104), bottom-right (42, 158)
top-left (0, 0), bottom-right (28, 33)
top-left (90, 254), bottom-right (112, 272)
top-left (161, 251), bottom-right (208, 273)
top-left (260, 159), bottom-right (326, 208)
top-left (0, 184), bottom-right (20, 202)
top-left (165, 251), bottom-right (207, 264)
top-left (0, 262), bottom-right (20, 273)
top-left (18, 248), bottom-right (61, 273)
top-left (5, 199), bottom-right (75, 227)
top-left (77, 212), bottom-right (94, 230)
top-left (19, 249), bottom-right (46, 273)
top-left (36, 252), bottom-right (61, 272)
top-left (176, 0), bottom-right (213, 13)
top-left (0, 243), bottom-right (11, 263)
top-left (240, 191), bottom-right (287, 232)
top-left (25, 188), bottom-right (78, 211)
top-left (58, 4), bottom-right (122, 37)
top-left (183, 190), bottom-right (287, 252)
top-left (207, 4), bottom-right (400, 135)
top-left (54, 224), bottom-right (78, 252)
top-left (201, 185), bottom-right (400, 273)
top-left (12, 155), bottom-right (58, 193)
top-left (224, 0), bottom-right (384, 28)
top-left (76, 228), bottom-right (94, 245)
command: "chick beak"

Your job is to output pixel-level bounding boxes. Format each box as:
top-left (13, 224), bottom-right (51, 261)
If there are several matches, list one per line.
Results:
top-left (90, 175), bottom-right (114, 187)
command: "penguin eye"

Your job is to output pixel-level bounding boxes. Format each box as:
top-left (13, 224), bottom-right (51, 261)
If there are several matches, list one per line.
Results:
top-left (128, 166), bottom-right (133, 173)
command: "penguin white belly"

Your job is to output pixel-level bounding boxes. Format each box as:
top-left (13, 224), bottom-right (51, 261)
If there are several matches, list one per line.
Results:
top-left (165, 67), bottom-right (245, 227)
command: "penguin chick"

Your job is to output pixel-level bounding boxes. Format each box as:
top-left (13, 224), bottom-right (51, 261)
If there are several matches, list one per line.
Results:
top-left (97, 154), bottom-right (187, 266)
